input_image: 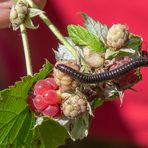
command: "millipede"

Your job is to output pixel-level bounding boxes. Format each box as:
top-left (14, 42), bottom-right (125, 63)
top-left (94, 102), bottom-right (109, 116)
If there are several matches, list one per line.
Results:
top-left (55, 54), bottom-right (148, 84)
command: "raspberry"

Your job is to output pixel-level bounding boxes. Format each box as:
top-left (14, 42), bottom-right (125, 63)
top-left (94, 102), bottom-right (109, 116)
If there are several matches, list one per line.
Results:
top-left (29, 77), bottom-right (62, 117)
top-left (34, 80), bottom-right (52, 95)
top-left (43, 90), bottom-right (61, 105)
top-left (115, 70), bottom-right (141, 90)
top-left (53, 60), bottom-right (80, 91)
top-left (33, 95), bottom-right (49, 111)
top-left (61, 93), bottom-right (88, 119)
top-left (45, 78), bottom-right (59, 90)
top-left (107, 24), bottom-right (129, 50)
top-left (27, 94), bottom-right (36, 112)
top-left (109, 56), bottom-right (141, 90)
top-left (42, 104), bottom-right (60, 117)
top-left (109, 56), bottom-right (132, 70)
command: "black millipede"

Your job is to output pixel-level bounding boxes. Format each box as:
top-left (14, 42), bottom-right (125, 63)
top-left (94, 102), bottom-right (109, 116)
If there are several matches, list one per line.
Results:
top-left (55, 56), bottom-right (148, 84)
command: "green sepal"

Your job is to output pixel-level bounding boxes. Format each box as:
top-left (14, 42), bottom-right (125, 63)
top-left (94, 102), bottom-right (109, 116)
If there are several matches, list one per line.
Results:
top-left (127, 34), bottom-right (143, 51)
top-left (91, 98), bottom-right (104, 110)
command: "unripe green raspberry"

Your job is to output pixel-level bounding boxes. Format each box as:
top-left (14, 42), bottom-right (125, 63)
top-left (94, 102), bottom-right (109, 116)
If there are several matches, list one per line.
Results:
top-left (107, 24), bottom-right (129, 50)
top-left (53, 60), bottom-right (80, 91)
top-left (83, 47), bottom-right (105, 68)
top-left (9, 0), bottom-right (28, 30)
top-left (61, 93), bottom-right (88, 119)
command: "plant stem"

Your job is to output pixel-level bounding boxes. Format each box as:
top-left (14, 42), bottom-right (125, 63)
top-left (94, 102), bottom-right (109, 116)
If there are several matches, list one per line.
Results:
top-left (20, 24), bottom-right (33, 76)
top-left (40, 14), bottom-right (78, 58)
top-left (26, 0), bottom-right (77, 58)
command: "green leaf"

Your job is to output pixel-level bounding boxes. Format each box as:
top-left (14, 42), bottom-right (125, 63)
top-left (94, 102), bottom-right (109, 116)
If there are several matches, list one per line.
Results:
top-left (0, 60), bottom-right (52, 147)
top-left (91, 98), bottom-right (104, 110)
top-left (12, 112), bottom-right (35, 148)
top-left (81, 13), bottom-right (108, 44)
top-left (37, 118), bottom-right (70, 148)
top-left (68, 25), bottom-right (106, 53)
top-left (127, 34), bottom-right (142, 51)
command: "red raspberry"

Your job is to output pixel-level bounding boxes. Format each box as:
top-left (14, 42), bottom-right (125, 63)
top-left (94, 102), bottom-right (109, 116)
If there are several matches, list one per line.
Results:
top-left (45, 78), bottom-right (59, 90)
top-left (34, 80), bottom-right (53, 95)
top-left (116, 70), bottom-right (141, 90)
top-left (33, 95), bottom-right (49, 111)
top-left (109, 56), bottom-right (141, 90)
top-left (43, 90), bottom-right (61, 105)
top-left (42, 104), bottom-right (60, 117)
top-left (30, 78), bottom-right (62, 117)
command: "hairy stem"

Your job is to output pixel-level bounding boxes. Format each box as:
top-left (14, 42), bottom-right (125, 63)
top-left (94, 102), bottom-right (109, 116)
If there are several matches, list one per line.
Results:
top-left (20, 24), bottom-right (33, 76)
top-left (40, 14), bottom-right (78, 58)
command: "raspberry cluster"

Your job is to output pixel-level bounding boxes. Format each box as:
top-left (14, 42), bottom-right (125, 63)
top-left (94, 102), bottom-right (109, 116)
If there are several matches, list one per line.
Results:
top-left (53, 60), bottom-right (80, 91)
top-left (28, 78), bottom-right (61, 117)
top-left (27, 59), bottom-right (89, 119)
top-left (27, 19), bottom-right (144, 122)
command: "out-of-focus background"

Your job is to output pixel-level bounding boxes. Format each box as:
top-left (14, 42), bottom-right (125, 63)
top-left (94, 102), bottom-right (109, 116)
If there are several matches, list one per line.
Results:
top-left (0, 0), bottom-right (148, 147)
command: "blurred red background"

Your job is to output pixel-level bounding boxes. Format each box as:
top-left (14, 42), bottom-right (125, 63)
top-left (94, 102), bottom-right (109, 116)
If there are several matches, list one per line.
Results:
top-left (0, 0), bottom-right (148, 147)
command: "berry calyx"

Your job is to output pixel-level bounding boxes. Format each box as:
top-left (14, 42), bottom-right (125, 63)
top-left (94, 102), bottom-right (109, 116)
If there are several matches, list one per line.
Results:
top-left (34, 80), bottom-right (52, 95)
top-left (42, 104), bottom-right (60, 117)
top-left (43, 90), bottom-right (61, 105)
top-left (33, 95), bottom-right (49, 111)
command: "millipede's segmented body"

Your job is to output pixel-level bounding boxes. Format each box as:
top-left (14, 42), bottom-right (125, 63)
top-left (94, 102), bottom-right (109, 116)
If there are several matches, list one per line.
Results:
top-left (55, 56), bottom-right (148, 84)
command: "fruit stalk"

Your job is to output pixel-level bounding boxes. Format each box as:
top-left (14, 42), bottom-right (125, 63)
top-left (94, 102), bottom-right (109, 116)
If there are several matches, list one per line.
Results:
top-left (20, 24), bottom-right (33, 76)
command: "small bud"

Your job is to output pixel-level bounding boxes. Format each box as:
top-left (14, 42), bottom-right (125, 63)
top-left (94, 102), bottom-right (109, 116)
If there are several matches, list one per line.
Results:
top-left (9, 0), bottom-right (29, 30)
top-left (107, 24), bottom-right (129, 50)
top-left (83, 47), bottom-right (105, 68)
